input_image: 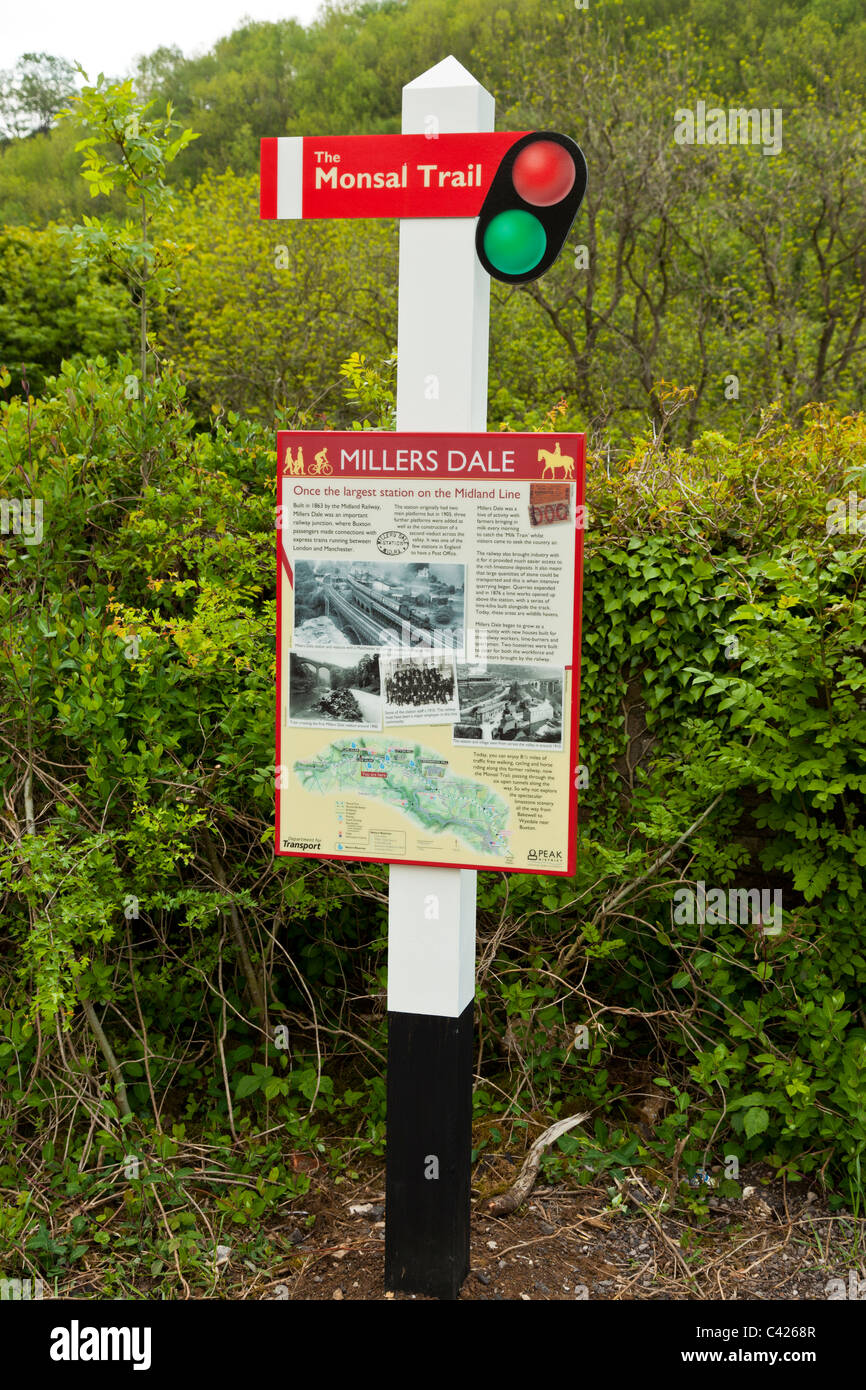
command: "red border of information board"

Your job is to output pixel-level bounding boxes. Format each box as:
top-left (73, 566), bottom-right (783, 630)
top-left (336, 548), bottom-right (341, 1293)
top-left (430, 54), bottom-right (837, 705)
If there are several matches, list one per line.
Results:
top-left (275, 434), bottom-right (584, 877)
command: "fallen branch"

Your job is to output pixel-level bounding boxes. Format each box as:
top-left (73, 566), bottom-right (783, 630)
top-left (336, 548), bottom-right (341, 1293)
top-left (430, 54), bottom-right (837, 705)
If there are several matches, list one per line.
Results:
top-left (81, 999), bottom-right (133, 1119)
top-left (483, 1112), bottom-right (590, 1216)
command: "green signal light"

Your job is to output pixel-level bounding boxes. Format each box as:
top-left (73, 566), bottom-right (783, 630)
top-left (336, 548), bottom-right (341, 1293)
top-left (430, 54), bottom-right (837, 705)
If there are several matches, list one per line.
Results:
top-left (482, 209), bottom-right (546, 276)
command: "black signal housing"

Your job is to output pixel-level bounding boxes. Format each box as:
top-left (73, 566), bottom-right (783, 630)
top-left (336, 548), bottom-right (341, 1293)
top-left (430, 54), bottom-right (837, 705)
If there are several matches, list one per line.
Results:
top-left (476, 131), bottom-right (587, 285)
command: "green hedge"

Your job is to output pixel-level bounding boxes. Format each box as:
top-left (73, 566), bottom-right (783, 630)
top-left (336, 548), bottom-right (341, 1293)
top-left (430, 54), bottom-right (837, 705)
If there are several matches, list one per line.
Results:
top-left (1, 364), bottom-right (864, 1248)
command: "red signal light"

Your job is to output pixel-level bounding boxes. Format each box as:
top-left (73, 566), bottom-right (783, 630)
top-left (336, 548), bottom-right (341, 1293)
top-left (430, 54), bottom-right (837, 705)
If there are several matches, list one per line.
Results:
top-left (511, 140), bottom-right (577, 206)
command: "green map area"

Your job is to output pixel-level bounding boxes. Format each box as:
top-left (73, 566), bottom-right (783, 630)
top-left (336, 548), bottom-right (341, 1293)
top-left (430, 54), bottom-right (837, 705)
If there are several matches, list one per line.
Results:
top-left (294, 738), bottom-right (510, 857)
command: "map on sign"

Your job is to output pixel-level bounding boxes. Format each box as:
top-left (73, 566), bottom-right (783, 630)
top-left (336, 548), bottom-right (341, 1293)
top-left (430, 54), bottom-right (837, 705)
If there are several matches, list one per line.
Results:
top-left (276, 429), bottom-right (584, 875)
top-left (294, 738), bottom-right (509, 857)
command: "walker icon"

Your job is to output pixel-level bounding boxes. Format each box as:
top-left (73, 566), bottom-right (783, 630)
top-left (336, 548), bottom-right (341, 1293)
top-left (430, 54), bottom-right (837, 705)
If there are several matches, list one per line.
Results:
top-left (285, 444), bottom-right (332, 476)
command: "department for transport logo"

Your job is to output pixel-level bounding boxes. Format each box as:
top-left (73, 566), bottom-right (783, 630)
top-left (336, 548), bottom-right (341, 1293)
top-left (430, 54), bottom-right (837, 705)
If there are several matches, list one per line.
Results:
top-left (281, 838), bottom-right (322, 851)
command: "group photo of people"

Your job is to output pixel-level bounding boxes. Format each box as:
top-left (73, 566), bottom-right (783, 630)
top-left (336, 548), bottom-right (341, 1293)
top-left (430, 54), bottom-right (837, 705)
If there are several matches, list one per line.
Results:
top-left (384, 658), bottom-right (455, 707)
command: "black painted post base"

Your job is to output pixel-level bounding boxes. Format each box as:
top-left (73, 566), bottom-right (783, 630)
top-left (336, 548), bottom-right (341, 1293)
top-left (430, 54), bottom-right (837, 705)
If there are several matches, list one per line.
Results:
top-left (384, 1001), bottom-right (474, 1300)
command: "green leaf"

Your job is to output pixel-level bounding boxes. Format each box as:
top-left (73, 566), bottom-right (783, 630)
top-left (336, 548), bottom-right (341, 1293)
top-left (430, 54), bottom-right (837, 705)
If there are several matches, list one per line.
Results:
top-left (744, 1107), bottom-right (770, 1139)
top-left (235, 1074), bottom-right (261, 1099)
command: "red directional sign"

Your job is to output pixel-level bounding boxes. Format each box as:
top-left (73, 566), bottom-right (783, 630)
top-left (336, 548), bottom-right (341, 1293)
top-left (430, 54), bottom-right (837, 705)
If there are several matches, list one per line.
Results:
top-left (260, 132), bottom-right (528, 220)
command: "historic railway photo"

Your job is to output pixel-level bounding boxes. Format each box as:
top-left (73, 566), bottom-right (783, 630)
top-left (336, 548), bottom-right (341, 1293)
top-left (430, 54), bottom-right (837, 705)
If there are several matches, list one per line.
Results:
top-left (288, 648), bottom-right (382, 729)
top-left (453, 662), bottom-right (564, 747)
top-left (382, 651), bottom-right (459, 726)
top-left (293, 559), bottom-right (465, 651)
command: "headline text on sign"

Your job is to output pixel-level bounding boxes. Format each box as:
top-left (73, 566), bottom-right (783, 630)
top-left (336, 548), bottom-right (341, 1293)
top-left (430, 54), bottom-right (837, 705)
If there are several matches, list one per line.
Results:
top-left (276, 431), bottom-right (582, 480)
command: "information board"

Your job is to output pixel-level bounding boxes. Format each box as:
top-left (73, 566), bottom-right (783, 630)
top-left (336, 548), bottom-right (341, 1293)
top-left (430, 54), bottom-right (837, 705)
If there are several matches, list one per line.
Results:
top-left (276, 431), bottom-right (585, 876)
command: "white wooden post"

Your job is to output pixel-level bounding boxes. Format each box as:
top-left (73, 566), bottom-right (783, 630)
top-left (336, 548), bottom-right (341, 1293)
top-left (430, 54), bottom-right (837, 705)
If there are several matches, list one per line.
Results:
top-left (385, 56), bottom-right (494, 1300)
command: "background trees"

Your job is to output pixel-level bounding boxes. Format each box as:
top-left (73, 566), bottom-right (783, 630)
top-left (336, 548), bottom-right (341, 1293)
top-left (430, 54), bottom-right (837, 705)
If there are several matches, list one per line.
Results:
top-left (0, 224), bottom-right (130, 399)
top-left (0, 52), bottom-right (77, 140)
top-left (1, 0), bottom-right (865, 438)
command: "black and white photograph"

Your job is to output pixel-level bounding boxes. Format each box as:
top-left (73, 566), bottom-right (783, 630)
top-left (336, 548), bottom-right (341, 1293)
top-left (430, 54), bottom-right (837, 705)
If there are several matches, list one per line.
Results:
top-left (382, 651), bottom-right (459, 726)
top-left (288, 648), bottom-right (382, 729)
top-left (293, 559), bottom-right (465, 651)
top-left (453, 662), bottom-right (564, 747)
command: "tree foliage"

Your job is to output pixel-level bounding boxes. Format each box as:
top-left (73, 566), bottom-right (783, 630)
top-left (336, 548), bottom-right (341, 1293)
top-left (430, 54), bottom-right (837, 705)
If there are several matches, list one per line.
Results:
top-left (57, 74), bottom-right (199, 385)
top-left (0, 52), bottom-right (77, 140)
top-left (2, 1), bottom-right (866, 436)
top-left (0, 224), bottom-right (131, 398)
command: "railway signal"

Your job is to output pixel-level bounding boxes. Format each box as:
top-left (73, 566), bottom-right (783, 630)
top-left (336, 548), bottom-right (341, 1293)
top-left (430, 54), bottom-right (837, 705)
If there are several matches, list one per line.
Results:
top-left (475, 131), bottom-right (587, 284)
